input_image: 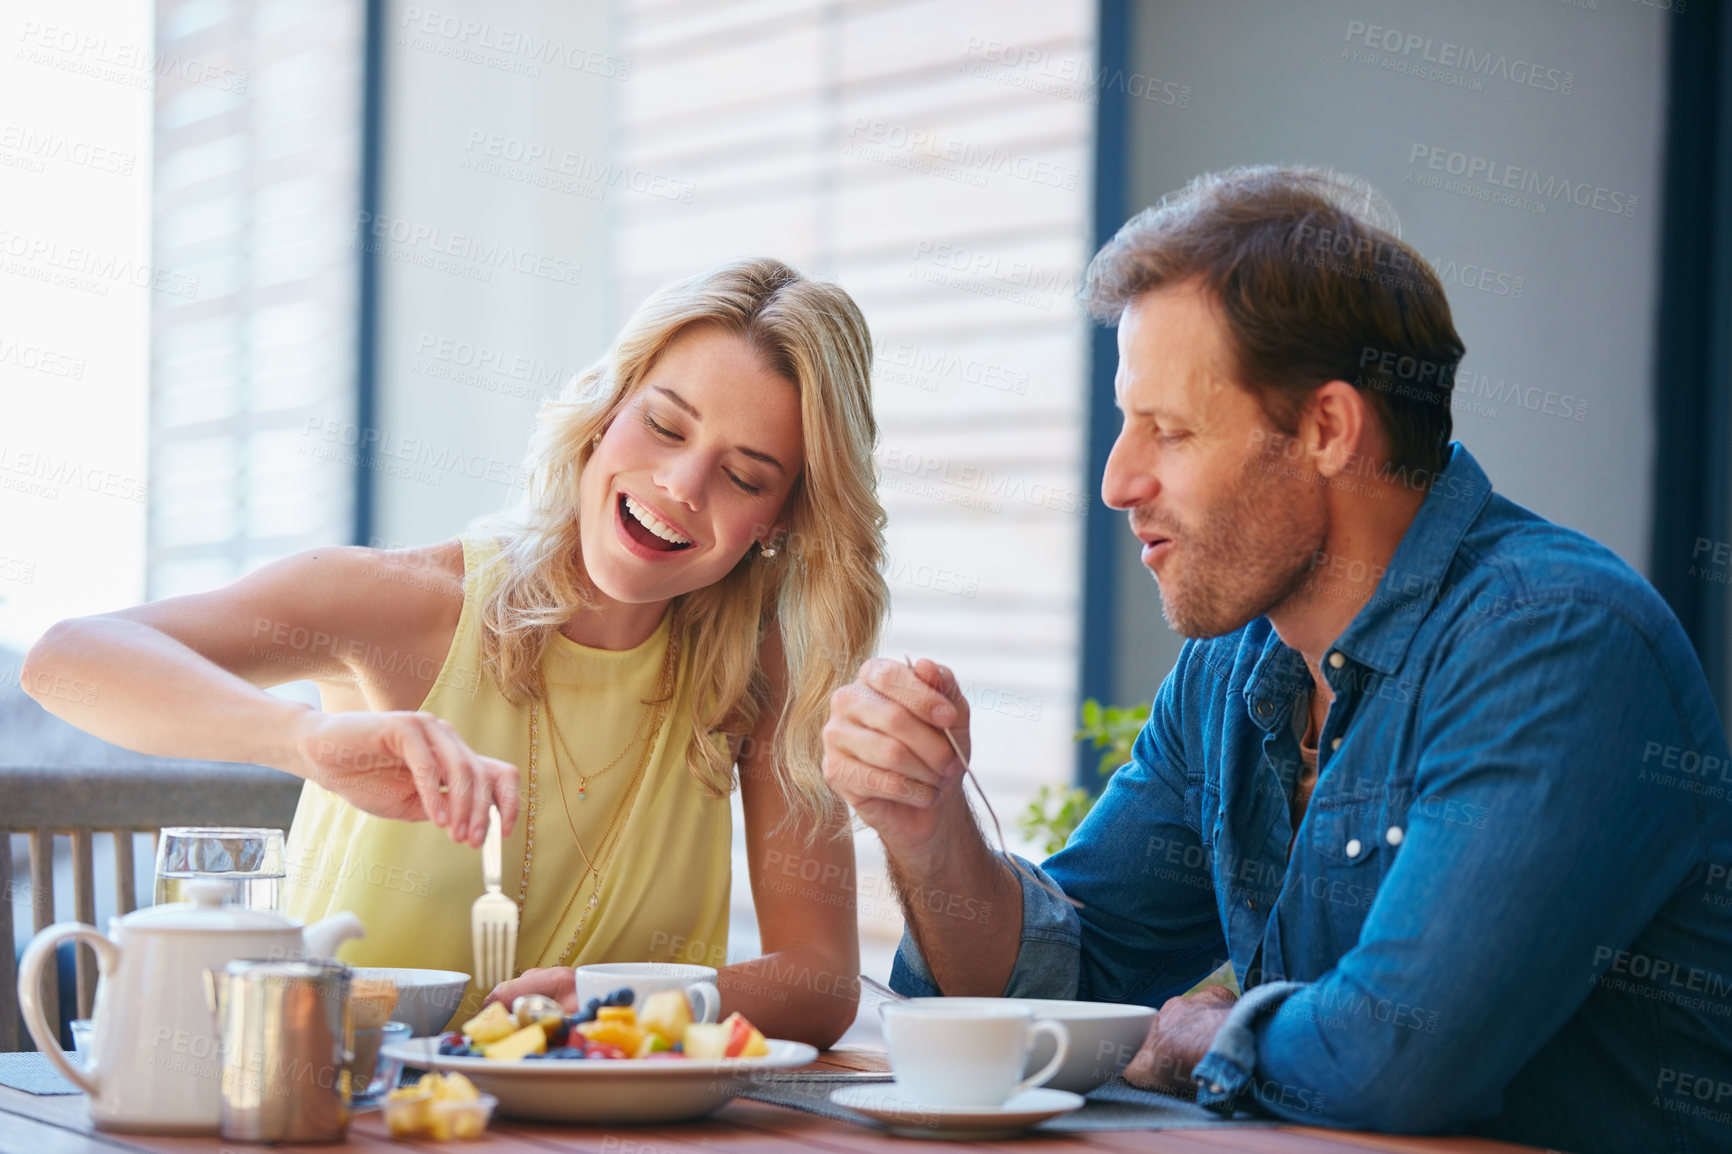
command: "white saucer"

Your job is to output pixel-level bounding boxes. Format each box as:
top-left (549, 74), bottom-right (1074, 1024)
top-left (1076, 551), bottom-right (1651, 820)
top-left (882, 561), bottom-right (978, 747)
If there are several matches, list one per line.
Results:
top-left (829, 1085), bottom-right (1085, 1139)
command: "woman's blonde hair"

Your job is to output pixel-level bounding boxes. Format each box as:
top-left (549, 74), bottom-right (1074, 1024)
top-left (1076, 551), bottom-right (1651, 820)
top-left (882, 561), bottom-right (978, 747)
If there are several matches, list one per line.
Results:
top-left (474, 258), bottom-right (886, 835)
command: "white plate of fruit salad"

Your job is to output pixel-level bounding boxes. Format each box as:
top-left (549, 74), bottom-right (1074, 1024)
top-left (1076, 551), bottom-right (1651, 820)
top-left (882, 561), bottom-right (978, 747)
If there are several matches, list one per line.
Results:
top-left (380, 986), bottom-right (818, 1123)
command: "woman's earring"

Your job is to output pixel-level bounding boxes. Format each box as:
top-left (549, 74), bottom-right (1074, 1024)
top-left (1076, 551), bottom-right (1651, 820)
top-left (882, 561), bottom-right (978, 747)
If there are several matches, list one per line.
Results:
top-left (591, 432), bottom-right (601, 444)
top-left (759, 541), bottom-right (778, 559)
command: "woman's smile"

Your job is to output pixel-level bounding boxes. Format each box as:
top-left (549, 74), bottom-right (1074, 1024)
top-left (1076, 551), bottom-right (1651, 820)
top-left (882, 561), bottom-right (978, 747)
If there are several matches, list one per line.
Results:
top-left (615, 490), bottom-right (695, 557)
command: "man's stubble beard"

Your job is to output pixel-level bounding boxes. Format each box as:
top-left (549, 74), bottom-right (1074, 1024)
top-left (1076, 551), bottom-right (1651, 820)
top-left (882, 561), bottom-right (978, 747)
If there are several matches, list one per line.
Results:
top-left (1149, 456), bottom-right (1326, 639)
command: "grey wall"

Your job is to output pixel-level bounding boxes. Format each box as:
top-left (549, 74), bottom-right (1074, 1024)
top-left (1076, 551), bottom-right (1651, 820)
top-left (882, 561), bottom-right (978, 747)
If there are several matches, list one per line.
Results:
top-left (371, 0), bottom-right (619, 548)
top-left (1114, 0), bottom-right (1669, 703)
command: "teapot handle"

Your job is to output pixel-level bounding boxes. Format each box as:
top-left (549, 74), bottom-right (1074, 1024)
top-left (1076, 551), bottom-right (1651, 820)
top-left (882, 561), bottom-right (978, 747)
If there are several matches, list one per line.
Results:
top-left (17, 923), bottom-right (115, 1097)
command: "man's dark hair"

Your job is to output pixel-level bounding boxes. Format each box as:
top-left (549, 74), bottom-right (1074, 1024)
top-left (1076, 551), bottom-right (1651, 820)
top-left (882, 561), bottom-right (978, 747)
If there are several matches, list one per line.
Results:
top-left (1081, 166), bottom-right (1467, 475)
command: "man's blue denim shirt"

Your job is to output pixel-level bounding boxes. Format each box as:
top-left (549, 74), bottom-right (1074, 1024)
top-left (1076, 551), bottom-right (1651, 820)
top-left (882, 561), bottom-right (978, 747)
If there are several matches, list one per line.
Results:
top-left (893, 444), bottom-right (1732, 1154)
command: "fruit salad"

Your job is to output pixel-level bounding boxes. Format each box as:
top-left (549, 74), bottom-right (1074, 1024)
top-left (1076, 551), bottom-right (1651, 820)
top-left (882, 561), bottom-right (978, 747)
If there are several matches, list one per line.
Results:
top-left (440, 988), bottom-right (770, 1061)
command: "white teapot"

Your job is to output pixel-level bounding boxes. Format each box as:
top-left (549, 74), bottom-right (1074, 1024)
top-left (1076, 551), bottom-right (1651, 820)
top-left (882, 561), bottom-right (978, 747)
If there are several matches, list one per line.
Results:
top-left (16, 880), bottom-right (363, 1134)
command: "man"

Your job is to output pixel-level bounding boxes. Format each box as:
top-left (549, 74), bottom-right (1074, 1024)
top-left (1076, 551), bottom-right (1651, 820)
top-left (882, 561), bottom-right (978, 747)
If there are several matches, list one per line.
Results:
top-left (823, 166), bottom-right (1732, 1153)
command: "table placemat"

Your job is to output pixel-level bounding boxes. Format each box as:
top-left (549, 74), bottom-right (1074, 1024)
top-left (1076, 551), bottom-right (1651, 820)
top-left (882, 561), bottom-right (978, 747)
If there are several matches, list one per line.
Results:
top-left (0, 1052), bottom-right (82, 1096)
top-left (740, 1075), bottom-right (1275, 1132)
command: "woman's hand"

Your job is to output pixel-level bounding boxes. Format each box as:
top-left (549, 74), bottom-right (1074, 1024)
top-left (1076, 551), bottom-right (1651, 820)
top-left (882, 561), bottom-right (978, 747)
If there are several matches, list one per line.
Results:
top-left (292, 710), bottom-right (520, 847)
top-left (483, 967), bottom-right (578, 1013)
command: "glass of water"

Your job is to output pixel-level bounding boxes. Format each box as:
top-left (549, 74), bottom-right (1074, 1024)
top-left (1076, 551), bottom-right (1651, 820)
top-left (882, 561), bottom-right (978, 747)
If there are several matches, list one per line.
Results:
top-left (153, 827), bottom-right (286, 910)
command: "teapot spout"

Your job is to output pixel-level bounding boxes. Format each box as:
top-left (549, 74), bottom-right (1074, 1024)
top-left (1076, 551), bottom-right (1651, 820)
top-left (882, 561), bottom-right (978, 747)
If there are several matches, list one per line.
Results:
top-left (301, 911), bottom-right (365, 960)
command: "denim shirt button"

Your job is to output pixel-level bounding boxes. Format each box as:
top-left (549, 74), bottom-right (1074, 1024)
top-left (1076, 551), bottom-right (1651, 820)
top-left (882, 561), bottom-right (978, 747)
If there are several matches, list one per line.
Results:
top-left (1328, 651), bottom-right (1346, 669)
top-left (1386, 825), bottom-right (1405, 847)
top-left (1330, 737), bottom-right (1342, 751)
top-left (1345, 838), bottom-right (1363, 858)
top-left (1210, 1083), bottom-right (1224, 1094)
top-left (1255, 700), bottom-right (1272, 717)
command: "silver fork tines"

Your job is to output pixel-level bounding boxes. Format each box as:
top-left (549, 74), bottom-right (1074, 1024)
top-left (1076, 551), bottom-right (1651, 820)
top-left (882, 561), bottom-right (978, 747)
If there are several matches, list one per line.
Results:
top-left (470, 806), bottom-right (518, 996)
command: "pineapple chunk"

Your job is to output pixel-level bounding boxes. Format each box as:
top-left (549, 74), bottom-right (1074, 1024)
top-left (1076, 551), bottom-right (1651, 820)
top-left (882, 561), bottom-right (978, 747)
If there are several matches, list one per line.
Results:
top-left (597, 1005), bottom-right (636, 1023)
top-left (638, 989), bottom-right (692, 1045)
top-left (384, 1082), bottom-right (433, 1136)
top-left (434, 1071), bottom-right (479, 1100)
top-left (482, 1023), bottom-right (548, 1061)
top-left (460, 1002), bottom-right (518, 1045)
top-left (682, 1023), bottom-right (729, 1059)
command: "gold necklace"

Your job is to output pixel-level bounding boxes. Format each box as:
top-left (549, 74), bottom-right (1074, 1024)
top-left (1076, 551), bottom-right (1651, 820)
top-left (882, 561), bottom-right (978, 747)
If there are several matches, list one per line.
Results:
top-left (543, 668), bottom-right (659, 803)
top-left (518, 617), bottom-right (682, 967)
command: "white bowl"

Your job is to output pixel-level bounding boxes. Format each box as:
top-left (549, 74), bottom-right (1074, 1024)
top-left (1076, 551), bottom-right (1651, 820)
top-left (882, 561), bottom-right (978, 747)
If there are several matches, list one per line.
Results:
top-left (1009, 998), bottom-right (1155, 1093)
top-left (352, 968), bottom-right (471, 1037)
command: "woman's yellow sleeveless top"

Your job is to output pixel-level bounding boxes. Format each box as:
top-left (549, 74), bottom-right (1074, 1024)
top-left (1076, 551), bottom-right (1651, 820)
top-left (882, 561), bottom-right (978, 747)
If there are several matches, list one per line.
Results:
top-left (281, 535), bottom-right (733, 1008)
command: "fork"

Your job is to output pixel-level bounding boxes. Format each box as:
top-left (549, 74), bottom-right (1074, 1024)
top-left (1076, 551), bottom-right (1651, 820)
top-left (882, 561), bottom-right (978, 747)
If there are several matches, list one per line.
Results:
top-left (470, 805), bottom-right (518, 995)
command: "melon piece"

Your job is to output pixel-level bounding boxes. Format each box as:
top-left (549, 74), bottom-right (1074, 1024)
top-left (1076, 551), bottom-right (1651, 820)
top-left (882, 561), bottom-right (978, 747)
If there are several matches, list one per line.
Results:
top-left (482, 1023), bottom-right (548, 1061)
top-left (682, 1023), bottom-right (730, 1059)
top-left (637, 989), bottom-right (692, 1045)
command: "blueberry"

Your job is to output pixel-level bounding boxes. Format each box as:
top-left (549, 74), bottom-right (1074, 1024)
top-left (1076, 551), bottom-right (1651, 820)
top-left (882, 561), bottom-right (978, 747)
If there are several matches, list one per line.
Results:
top-left (436, 1042), bottom-right (461, 1055)
top-left (546, 1023), bottom-right (570, 1048)
top-left (524, 1052), bottom-right (548, 1060)
top-left (670, 1041), bottom-right (682, 1053)
top-left (459, 1046), bottom-right (484, 1058)
top-left (549, 1047), bottom-right (584, 1060)
top-left (608, 987), bottom-right (634, 1007)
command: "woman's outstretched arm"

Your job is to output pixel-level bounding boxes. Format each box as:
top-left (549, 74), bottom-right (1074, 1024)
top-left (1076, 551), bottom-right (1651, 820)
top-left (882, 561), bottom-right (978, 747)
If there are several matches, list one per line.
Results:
top-left (20, 545), bottom-right (518, 846)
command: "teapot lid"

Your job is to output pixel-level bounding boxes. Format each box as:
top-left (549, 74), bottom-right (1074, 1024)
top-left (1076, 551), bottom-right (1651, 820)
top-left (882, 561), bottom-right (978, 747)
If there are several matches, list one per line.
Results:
top-left (120, 879), bottom-right (296, 933)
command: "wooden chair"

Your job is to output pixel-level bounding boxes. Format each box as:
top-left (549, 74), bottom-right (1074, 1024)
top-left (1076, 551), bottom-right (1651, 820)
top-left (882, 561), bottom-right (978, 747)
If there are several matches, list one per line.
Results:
top-left (2, 762), bottom-right (303, 1052)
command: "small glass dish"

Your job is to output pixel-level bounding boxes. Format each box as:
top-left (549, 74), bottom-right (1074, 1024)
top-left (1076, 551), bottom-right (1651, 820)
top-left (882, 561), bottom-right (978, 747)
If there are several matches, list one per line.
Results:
top-left (68, 1018), bottom-right (94, 1068)
top-left (384, 1085), bottom-right (496, 1140)
top-left (351, 1021), bottom-right (412, 1101)
top-left (428, 1093), bottom-right (498, 1140)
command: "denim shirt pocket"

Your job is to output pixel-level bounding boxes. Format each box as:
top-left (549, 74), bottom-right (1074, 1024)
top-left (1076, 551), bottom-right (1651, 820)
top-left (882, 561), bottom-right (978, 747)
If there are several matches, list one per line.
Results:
top-left (1293, 801), bottom-right (1387, 960)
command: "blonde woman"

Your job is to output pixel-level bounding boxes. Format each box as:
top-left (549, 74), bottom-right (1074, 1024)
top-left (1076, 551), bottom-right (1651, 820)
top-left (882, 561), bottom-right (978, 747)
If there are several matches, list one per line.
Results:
top-left (22, 258), bottom-right (887, 1047)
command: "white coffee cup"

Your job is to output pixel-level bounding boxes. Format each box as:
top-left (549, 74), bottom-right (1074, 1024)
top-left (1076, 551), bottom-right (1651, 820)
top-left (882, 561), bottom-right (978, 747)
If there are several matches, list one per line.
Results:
top-left (881, 998), bottom-right (1070, 1107)
top-left (573, 962), bottom-right (721, 1023)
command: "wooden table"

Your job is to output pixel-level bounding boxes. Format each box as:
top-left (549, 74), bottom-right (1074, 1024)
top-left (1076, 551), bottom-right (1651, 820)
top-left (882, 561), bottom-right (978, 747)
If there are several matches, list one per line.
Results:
top-left (0, 1050), bottom-right (1550, 1154)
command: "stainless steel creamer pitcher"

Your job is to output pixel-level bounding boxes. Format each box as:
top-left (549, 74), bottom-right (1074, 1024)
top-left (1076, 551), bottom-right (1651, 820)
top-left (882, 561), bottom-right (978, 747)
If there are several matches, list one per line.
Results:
top-left (205, 958), bottom-right (353, 1143)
